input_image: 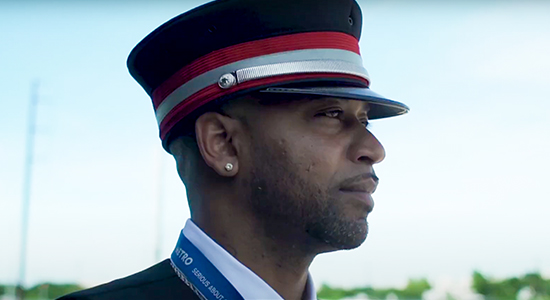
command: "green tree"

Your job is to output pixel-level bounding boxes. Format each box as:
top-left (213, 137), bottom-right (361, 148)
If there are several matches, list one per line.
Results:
top-left (472, 271), bottom-right (520, 300)
top-left (318, 279), bottom-right (431, 300)
top-left (472, 271), bottom-right (550, 300)
top-left (396, 278), bottom-right (431, 299)
top-left (25, 283), bottom-right (83, 299)
top-left (523, 273), bottom-right (550, 295)
top-left (472, 271), bottom-right (490, 295)
top-left (317, 284), bottom-right (359, 299)
top-left (364, 288), bottom-right (394, 299)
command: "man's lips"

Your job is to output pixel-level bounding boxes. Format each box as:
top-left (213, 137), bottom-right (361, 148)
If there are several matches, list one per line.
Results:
top-left (340, 174), bottom-right (379, 194)
top-left (339, 174), bottom-right (378, 213)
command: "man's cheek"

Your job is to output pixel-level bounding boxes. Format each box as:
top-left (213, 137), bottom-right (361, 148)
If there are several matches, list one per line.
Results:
top-left (299, 154), bottom-right (329, 177)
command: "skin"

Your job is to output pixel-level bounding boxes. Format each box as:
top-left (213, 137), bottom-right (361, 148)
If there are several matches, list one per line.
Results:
top-left (170, 94), bottom-right (385, 300)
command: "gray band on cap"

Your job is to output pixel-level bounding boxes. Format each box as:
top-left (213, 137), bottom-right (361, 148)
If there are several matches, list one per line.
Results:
top-left (155, 48), bottom-right (368, 125)
top-left (236, 60), bottom-right (368, 84)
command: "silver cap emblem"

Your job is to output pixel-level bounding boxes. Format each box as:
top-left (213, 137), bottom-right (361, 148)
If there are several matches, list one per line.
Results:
top-left (218, 73), bottom-right (237, 89)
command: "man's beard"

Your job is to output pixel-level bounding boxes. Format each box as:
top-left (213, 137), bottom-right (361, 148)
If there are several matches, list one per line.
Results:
top-left (246, 138), bottom-right (369, 252)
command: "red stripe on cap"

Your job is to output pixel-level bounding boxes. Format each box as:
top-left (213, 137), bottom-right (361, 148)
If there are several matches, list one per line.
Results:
top-left (152, 32), bottom-right (359, 109)
top-left (159, 73), bottom-right (367, 140)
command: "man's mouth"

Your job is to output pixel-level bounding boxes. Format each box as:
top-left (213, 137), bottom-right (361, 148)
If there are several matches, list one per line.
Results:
top-left (340, 174), bottom-right (378, 194)
top-left (339, 174), bottom-right (378, 213)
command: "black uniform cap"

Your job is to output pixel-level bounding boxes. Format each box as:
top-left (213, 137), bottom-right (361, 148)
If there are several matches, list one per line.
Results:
top-left (127, 0), bottom-right (409, 149)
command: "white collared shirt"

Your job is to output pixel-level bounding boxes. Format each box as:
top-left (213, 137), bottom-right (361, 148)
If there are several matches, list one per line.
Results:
top-left (181, 219), bottom-right (317, 300)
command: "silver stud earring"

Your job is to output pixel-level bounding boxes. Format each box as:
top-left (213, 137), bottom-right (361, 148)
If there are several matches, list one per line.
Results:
top-left (224, 163), bottom-right (234, 172)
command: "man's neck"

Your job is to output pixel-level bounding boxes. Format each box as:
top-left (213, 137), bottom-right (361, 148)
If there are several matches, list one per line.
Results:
top-left (193, 209), bottom-right (317, 300)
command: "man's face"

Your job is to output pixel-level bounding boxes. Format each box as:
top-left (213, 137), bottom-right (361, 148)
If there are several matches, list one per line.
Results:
top-left (237, 96), bottom-right (385, 252)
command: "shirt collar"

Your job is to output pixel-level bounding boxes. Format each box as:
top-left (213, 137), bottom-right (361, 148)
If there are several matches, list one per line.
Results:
top-left (181, 219), bottom-right (317, 300)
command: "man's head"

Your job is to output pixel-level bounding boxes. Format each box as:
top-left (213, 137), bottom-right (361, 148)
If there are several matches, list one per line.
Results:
top-left (170, 93), bottom-right (384, 251)
top-left (128, 0), bottom-right (408, 253)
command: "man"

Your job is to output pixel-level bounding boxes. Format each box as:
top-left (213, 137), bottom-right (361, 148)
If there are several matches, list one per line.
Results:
top-left (59, 0), bottom-right (408, 299)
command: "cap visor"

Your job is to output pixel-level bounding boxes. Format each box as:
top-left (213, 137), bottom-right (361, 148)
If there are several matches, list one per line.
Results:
top-left (260, 86), bottom-right (409, 119)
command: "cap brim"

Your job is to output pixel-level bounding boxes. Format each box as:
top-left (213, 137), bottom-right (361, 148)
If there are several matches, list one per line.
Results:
top-left (260, 86), bottom-right (409, 119)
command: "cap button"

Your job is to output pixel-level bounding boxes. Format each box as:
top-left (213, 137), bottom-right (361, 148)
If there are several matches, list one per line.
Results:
top-left (218, 73), bottom-right (237, 89)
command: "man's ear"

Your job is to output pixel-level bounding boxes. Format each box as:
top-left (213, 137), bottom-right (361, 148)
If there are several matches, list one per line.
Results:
top-left (194, 112), bottom-right (240, 177)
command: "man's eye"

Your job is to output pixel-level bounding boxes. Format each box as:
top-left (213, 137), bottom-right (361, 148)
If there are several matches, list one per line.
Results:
top-left (318, 110), bottom-right (343, 118)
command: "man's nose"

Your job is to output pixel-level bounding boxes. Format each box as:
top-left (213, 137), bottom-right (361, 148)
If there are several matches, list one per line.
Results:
top-left (348, 127), bottom-right (386, 164)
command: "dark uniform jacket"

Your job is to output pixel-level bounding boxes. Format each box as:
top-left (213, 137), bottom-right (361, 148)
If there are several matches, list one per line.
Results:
top-left (58, 259), bottom-right (200, 300)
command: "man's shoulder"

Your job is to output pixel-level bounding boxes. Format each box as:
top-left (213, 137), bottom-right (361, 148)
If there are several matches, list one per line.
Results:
top-left (58, 259), bottom-right (200, 300)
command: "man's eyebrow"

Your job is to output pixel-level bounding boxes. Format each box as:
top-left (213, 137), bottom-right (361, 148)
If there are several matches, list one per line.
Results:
top-left (314, 98), bottom-right (370, 113)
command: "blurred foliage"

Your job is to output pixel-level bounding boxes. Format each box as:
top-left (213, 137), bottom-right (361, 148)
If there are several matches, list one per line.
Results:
top-left (0, 283), bottom-right (82, 299)
top-left (317, 278), bottom-right (431, 299)
top-left (472, 271), bottom-right (550, 300)
top-left (318, 271), bottom-right (550, 300)
top-left (2, 272), bottom-right (550, 300)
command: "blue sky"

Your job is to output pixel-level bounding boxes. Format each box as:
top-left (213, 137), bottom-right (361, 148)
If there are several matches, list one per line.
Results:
top-left (1, 0), bottom-right (549, 296)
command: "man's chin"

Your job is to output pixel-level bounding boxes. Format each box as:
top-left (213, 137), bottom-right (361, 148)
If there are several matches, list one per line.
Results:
top-left (311, 221), bottom-right (369, 253)
top-left (335, 230), bottom-right (368, 250)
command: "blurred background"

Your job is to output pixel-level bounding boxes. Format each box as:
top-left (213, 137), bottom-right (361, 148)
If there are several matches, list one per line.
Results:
top-left (1, 0), bottom-right (549, 299)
